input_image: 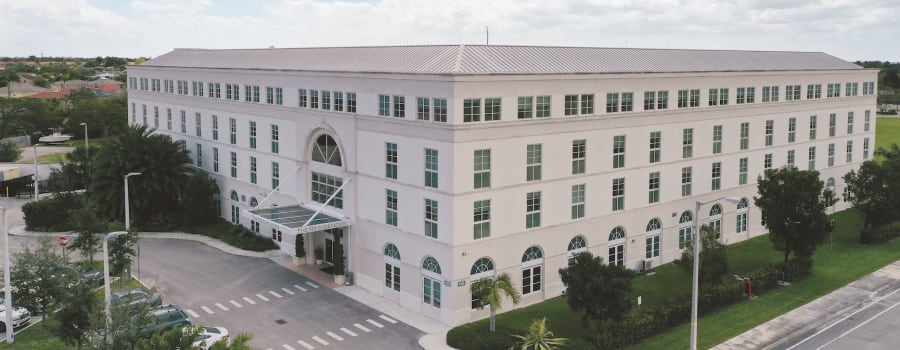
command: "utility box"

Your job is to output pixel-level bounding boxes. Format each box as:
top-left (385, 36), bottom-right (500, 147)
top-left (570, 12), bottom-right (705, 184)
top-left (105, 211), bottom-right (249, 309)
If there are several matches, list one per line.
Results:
top-left (0, 166), bottom-right (21, 181)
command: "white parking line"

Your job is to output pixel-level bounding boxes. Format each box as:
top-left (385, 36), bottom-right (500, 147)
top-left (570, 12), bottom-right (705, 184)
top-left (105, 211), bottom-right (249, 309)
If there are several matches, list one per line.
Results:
top-left (281, 344), bottom-right (297, 350)
top-left (788, 287), bottom-right (900, 350)
top-left (311, 336), bottom-right (329, 346)
top-left (326, 331), bottom-right (344, 341)
top-left (201, 306), bottom-right (215, 314)
top-left (297, 340), bottom-right (315, 350)
top-left (305, 281), bottom-right (319, 288)
top-left (269, 290), bottom-right (284, 298)
top-left (242, 297), bottom-right (257, 305)
top-left (367, 319), bottom-right (384, 328)
top-left (353, 323), bottom-right (371, 332)
top-left (186, 309), bottom-right (200, 318)
top-left (256, 293), bottom-right (270, 302)
top-left (229, 300), bottom-right (243, 308)
top-left (379, 315), bottom-right (398, 324)
top-left (294, 284), bottom-right (308, 292)
top-left (281, 287), bottom-right (295, 295)
top-left (340, 327), bottom-right (357, 337)
top-left (215, 303), bottom-right (230, 311)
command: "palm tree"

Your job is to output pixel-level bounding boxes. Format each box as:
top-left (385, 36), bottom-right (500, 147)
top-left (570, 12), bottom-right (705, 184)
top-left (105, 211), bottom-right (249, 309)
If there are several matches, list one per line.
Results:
top-left (509, 317), bottom-right (568, 350)
top-left (210, 333), bottom-right (253, 350)
top-left (470, 272), bottom-right (521, 332)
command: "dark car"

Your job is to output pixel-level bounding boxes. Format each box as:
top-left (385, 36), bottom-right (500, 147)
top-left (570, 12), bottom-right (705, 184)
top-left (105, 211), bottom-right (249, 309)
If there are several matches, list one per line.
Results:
top-left (111, 289), bottom-right (162, 308)
top-left (140, 305), bottom-right (191, 335)
top-left (51, 265), bottom-right (103, 287)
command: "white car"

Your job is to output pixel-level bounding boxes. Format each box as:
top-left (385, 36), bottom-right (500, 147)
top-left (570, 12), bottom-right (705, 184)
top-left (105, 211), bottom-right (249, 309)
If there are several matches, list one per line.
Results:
top-left (192, 326), bottom-right (229, 349)
top-left (0, 305), bottom-right (31, 332)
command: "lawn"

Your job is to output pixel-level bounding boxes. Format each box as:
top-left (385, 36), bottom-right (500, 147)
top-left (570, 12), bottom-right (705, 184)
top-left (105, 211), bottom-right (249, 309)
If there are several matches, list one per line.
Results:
top-left (0, 318), bottom-right (73, 350)
top-left (876, 114), bottom-right (900, 151)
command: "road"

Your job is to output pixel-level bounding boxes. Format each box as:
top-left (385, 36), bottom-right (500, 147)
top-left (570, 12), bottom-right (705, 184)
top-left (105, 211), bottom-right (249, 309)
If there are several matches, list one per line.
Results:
top-left (135, 239), bottom-right (424, 350)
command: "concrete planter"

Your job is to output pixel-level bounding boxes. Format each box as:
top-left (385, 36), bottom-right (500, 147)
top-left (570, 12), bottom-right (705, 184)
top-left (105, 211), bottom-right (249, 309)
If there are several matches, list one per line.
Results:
top-left (334, 274), bottom-right (346, 285)
top-left (293, 256), bottom-right (306, 266)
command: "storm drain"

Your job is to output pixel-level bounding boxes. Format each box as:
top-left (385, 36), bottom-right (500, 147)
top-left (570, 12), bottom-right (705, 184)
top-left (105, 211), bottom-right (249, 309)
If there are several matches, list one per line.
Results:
top-left (275, 319), bottom-right (287, 325)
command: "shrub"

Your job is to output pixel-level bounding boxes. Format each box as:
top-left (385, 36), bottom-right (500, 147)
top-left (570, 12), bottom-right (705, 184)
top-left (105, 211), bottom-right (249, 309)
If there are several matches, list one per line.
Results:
top-left (22, 192), bottom-right (82, 231)
top-left (860, 221), bottom-right (900, 244)
top-left (447, 324), bottom-right (517, 350)
top-left (0, 141), bottom-right (22, 162)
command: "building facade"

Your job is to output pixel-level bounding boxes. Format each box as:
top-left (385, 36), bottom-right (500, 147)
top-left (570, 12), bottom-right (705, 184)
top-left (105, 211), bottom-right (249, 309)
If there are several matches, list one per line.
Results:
top-left (127, 45), bottom-right (876, 326)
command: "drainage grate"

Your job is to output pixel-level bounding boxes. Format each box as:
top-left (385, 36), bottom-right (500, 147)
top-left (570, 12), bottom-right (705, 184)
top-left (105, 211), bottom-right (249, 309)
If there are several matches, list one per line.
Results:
top-left (275, 319), bottom-right (287, 325)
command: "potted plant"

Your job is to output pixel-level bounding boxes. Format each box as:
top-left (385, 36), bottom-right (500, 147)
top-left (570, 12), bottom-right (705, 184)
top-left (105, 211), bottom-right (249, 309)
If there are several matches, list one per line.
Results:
top-left (314, 247), bottom-right (324, 265)
top-left (293, 234), bottom-right (306, 266)
top-left (333, 232), bottom-right (346, 285)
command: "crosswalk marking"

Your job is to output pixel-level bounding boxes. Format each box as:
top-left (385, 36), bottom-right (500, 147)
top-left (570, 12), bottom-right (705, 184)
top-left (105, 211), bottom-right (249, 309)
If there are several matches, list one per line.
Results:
top-left (281, 287), bottom-right (295, 295)
top-left (297, 340), bottom-right (315, 350)
top-left (353, 323), bottom-right (371, 332)
top-left (326, 331), bottom-right (343, 341)
top-left (294, 284), bottom-right (308, 292)
top-left (269, 290), bottom-right (284, 298)
top-left (256, 293), bottom-right (270, 302)
top-left (281, 344), bottom-right (297, 350)
top-left (242, 297), bottom-right (257, 305)
top-left (229, 300), bottom-right (243, 308)
top-left (215, 303), bottom-right (230, 311)
top-left (340, 327), bottom-right (357, 337)
top-left (305, 281), bottom-right (319, 289)
top-left (366, 319), bottom-right (384, 328)
top-left (379, 315), bottom-right (398, 324)
top-left (311, 336), bottom-right (329, 346)
top-left (185, 309), bottom-right (200, 318)
top-left (201, 306), bottom-right (215, 314)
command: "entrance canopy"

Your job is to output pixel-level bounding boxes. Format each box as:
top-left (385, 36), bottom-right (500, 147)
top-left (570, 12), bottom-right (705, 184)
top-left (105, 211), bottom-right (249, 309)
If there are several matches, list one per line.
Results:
top-left (245, 204), bottom-right (351, 234)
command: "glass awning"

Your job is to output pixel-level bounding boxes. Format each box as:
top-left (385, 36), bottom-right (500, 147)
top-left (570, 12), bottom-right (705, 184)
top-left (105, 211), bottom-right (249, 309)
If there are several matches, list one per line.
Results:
top-left (245, 204), bottom-right (351, 233)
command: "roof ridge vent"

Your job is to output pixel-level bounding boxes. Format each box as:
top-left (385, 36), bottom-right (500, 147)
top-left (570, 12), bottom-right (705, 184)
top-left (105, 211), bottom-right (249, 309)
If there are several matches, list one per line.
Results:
top-left (453, 45), bottom-right (466, 73)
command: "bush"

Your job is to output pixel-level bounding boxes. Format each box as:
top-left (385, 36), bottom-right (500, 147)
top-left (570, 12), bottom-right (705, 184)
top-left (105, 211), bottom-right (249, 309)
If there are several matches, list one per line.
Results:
top-left (447, 324), bottom-right (517, 350)
top-left (22, 193), bottom-right (82, 231)
top-left (0, 141), bottom-right (22, 162)
top-left (860, 221), bottom-right (900, 244)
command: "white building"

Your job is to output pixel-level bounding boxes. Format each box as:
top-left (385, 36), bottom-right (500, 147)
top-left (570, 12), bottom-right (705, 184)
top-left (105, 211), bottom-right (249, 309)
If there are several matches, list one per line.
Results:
top-left (127, 45), bottom-right (876, 326)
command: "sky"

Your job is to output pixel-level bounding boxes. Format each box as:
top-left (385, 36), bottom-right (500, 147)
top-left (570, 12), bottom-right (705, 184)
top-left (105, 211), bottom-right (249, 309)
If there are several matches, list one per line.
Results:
top-left (1, 0), bottom-right (898, 62)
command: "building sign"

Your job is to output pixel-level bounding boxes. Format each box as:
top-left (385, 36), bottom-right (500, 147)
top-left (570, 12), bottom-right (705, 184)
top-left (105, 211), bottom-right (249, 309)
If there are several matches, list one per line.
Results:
top-left (299, 220), bottom-right (352, 233)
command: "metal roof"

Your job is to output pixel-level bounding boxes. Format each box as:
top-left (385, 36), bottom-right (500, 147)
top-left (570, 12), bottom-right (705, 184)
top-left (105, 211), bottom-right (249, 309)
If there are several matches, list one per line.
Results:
top-left (140, 45), bottom-right (861, 75)
top-left (246, 204), bottom-right (350, 234)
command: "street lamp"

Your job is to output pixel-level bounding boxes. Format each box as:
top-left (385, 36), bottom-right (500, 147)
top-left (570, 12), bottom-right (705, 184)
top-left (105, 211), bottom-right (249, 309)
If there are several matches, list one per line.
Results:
top-left (124, 172), bottom-right (141, 231)
top-left (690, 196), bottom-right (742, 350)
top-left (32, 142), bottom-right (43, 200)
top-left (1, 207), bottom-right (12, 343)
top-left (79, 122), bottom-right (88, 161)
top-left (103, 231), bottom-right (128, 336)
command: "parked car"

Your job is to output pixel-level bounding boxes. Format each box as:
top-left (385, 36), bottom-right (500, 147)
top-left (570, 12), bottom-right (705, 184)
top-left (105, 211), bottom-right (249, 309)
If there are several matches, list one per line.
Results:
top-left (139, 305), bottom-right (190, 335)
top-left (192, 326), bottom-right (229, 349)
top-left (111, 289), bottom-right (162, 308)
top-left (50, 264), bottom-right (103, 287)
top-left (0, 304), bottom-right (31, 332)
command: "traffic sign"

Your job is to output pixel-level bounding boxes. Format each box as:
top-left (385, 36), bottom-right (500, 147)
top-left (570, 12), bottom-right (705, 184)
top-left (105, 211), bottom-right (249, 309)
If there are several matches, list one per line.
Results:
top-left (58, 236), bottom-right (69, 247)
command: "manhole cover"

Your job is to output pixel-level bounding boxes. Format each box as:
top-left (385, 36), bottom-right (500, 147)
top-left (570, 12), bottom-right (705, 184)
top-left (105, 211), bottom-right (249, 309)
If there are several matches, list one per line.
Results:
top-left (275, 319), bottom-right (287, 325)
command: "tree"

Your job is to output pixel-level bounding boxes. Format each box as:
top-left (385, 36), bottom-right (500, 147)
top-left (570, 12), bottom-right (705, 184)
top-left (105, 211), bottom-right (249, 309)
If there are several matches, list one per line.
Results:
top-left (57, 281), bottom-right (100, 349)
top-left (176, 171), bottom-right (220, 226)
top-left (135, 326), bottom-right (200, 350)
top-left (673, 225), bottom-right (729, 286)
top-left (470, 272), bottom-right (521, 332)
top-left (210, 333), bottom-right (253, 350)
top-left (68, 200), bottom-right (113, 263)
top-left (109, 232), bottom-right (138, 277)
top-left (558, 252), bottom-right (636, 326)
top-left (47, 147), bottom-right (90, 193)
top-left (755, 168), bottom-right (834, 262)
top-left (508, 317), bottom-right (568, 350)
top-left (10, 237), bottom-right (68, 315)
top-left (844, 145), bottom-right (900, 231)
top-left (0, 140), bottom-right (20, 162)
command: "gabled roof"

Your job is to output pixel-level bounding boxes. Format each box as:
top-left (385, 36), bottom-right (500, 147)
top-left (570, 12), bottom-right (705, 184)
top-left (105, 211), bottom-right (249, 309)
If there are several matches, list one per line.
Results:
top-left (139, 45), bottom-right (861, 75)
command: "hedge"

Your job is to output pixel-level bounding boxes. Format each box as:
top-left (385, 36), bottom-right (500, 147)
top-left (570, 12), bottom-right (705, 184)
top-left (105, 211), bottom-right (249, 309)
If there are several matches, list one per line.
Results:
top-left (22, 192), bottom-right (82, 231)
top-left (860, 221), bottom-right (900, 244)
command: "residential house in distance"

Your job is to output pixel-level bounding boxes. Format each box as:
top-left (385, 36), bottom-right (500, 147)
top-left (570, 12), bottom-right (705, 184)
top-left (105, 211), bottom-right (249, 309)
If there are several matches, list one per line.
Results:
top-left (127, 45), bottom-right (876, 326)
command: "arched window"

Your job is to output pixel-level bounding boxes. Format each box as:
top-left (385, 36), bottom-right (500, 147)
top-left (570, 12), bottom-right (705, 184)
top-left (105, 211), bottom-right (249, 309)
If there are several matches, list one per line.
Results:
top-left (384, 243), bottom-right (400, 292)
top-left (608, 226), bottom-right (626, 266)
top-left (709, 204), bottom-right (723, 239)
top-left (230, 190), bottom-right (239, 201)
top-left (826, 177), bottom-right (835, 190)
top-left (229, 190), bottom-right (240, 225)
top-left (567, 235), bottom-right (588, 266)
top-left (646, 218), bottom-right (662, 259)
top-left (249, 197), bottom-right (259, 208)
top-left (521, 246), bottom-right (543, 294)
top-left (470, 257), bottom-right (496, 308)
top-left (312, 134), bottom-right (342, 166)
top-left (422, 256), bottom-right (441, 308)
top-left (737, 198), bottom-right (749, 233)
top-left (679, 211), bottom-right (694, 249)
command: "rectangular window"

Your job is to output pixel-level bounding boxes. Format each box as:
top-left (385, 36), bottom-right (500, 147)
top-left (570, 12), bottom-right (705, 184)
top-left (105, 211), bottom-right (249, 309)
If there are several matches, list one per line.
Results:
top-left (646, 234), bottom-right (660, 259)
top-left (846, 140), bottom-right (853, 163)
top-left (536, 95), bottom-right (551, 118)
top-left (762, 86), bottom-right (771, 102)
top-left (746, 87), bottom-right (756, 103)
top-left (657, 90), bottom-right (669, 109)
top-left (708, 88), bottom-right (718, 106)
top-left (648, 172), bottom-right (660, 204)
top-left (788, 117), bottom-right (796, 143)
top-left (808, 146), bottom-right (816, 170)
top-left (564, 95), bottom-right (579, 115)
top-left (518, 96), bottom-right (533, 119)
top-left (864, 138), bottom-right (870, 159)
top-left (378, 95), bottom-right (390, 116)
top-left (196, 144), bottom-right (203, 168)
top-left (865, 110), bottom-right (871, 132)
top-left (417, 97), bottom-right (430, 120)
top-left (154, 106), bottom-right (159, 128)
top-left (347, 93), bottom-right (357, 113)
top-left (249, 121), bottom-right (257, 149)
top-left (810, 115), bottom-right (817, 140)
top-left (682, 128), bottom-right (693, 158)
top-left (765, 153), bottom-right (773, 170)
top-left (229, 118), bottom-right (237, 145)
top-left (571, 184), bottom-right (585, 219)
top-left (612, 178), bottom-right (625, 211)
top-left (771, 86), bottom-right (780, 102)
top-left (484, 98), bottom-right (501, 121)
top-left (650, 131), bottom-right (661, 163)
top-left (386, 143), bottom-right (398, 180)
top-left (740, 122), bottom-right (750, 150)
top-left (230, 151), bottom-right (237, 178)
top-left (786, 85), bottom-right (801, 101)
top-left (385, 189), bottom-right (398, 226)
top-left (180, 110), bottom-right (186, 133)
top-left (253, 86), bottom-right (260, 103)
top-left (765, 120), bottom-right (774, 146)
top-left (272, 162), bottom-right (280, 189)
top-left (212, 147), bottom-right (219, 172)
top-left (681, 167), bottom-right (692, 196)
top-left (580, 94), bottom-right (594, 115)
top-left (737, 87), bottom-right (746, 104)
top-left (677, 90), bottom-right (688, 108)
top-left (572, 140), bottom-right (586, 175)
top-left (613, 135), bottom-right (626, 169)
top-left (266, 87), bottom-right (274, 104)
top-left (527, 144), bottom-right (542, 181)
top-left (142, 105), bottom-right (147, 125)
top-left (212, 115), bottom-right (219, 140)
top-left (271, 125), bottom-right (279, 154)
top-left (321, 90), bottom-right (330, 110)
top-left (433, 98), bottom-right (447, 122)
top-left (334, 91), bottom-right (343, 112)
top-left (275, 87), bottom-right (283, 105)
top-left (643, 91), bottom-right (656, 110)
top-left (690, 89), bottom-right (700, 107)
top-left (167, 109), bottom-right (172, 130)
top-left (425, 199), bottom-right (438, 238)
top-left (606, 93), bottom-right (619, 113)
top-left (787, 149), bottom-right (795, 167)
top-left (250, 156), bottom-right (257, 184)
top-left (393, 95), bottom-right (405, 118)
top-left (829, 113), bottom-right (836, 137)
top-left (828, 143), bottom-right (835, 166)
top-left (309, 89), bottom-right (318, 108)
top-left (463, 98), bottom-right (481, 122)
top-left (711, 162), bottom-right (721, 191)
top-left (195, 113), bottom-right (202, 137)
top-left (847, 112), bottom-right (854, 134)
top-left (526, 192), bottom-right (541, 229)
top-left (621, 92), bottom-right (634, 112)
top-left (425, 148), bottom-right (439, 188)
top-left (474, 149), bottom-right (491, 189)
top-left (310, 172), bottom-right (343, 208)
top-left (298, 89), bottom-right (308, 107)
top-left (473, 200), bottom-right (491, 239)
top-left (739, 157), bottom-right (748, 185)
top-left (713, 125), bottom-right (723, 154)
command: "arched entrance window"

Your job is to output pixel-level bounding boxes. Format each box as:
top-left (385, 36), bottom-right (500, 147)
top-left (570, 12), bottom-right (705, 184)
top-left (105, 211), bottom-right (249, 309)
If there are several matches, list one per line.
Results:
top-left (249, 197), bottom-right (259, 208)
top-left (826, 178), bottom-right (836, 208)
top-left (736, 198), bottom-right (749, 233)
top-left (567, 235), bottom-right (587, 266)
top-left (312, 134), bottom-right (342, 166)
top-left (646, 218), bottom-right (662, 259)
top-left (521, 246), bottom-right (543, 295)
top-left (229, 190), bottom-right (240, 224)
top-left (608, 226), bottom-right (626, 266)
top-left (470, 257), bottom-right (495, 308)
top-left (679, 211), bottom-right (694, 249)
top-left (422, 256), bottom-right (441, 308)
top-left (709, 204), bottom-right (723, 239)
top-left (384, 243), bottom-right (401, 292)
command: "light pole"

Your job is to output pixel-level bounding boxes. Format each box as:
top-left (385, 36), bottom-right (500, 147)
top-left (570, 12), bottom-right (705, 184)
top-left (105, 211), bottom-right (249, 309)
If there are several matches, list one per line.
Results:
top-left (1, 207), bottom-right (12, 343)
top-left (690, 196), bottom-right (742, 350)
top-left (124, 172), bottom-right (141, 231)
top-left (103, 231), bottom-right (128, 337)
top-left (32, 142), bottom-right (42, 200)
top-left (80, 122), bottom-right (88, 161)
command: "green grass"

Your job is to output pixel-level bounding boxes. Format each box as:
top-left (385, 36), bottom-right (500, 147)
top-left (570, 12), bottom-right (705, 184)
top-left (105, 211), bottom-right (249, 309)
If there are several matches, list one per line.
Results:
top-left (876, 115), bottom-right (900, 152)
top-left (0, 318), bottom-right (73, 350)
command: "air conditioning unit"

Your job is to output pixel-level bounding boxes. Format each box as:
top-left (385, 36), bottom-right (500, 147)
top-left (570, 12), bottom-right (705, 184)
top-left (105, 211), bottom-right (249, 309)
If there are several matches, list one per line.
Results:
top-left (643, 260), bottom-right (653, 274)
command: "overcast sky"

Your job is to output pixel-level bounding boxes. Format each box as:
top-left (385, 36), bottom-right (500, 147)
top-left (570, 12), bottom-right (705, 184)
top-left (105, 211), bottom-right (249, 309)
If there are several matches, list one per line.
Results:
top-left (2, 0), bottom-right (898, 62)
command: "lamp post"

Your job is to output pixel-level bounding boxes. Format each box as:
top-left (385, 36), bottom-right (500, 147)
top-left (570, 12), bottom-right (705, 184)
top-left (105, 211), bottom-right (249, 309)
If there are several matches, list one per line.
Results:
top-left (1, 207), bottom-right (12, 343)
top-left (32, 142), bottom-right (42, 200)
top-left (80, 122), bottom-right (88, 161)
top-left (103, 231), bottom-right (128, 337)
top-left (124, 172), bottom-right (141, 231)
top-left (690, 196), bottom-right (742, 350)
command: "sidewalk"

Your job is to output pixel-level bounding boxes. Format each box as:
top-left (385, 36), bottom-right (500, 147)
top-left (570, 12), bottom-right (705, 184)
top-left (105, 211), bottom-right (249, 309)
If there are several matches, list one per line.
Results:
top-left (713, 260), bottom-right (900, 350)
top-left (9, 226), bottom-right (457, 350)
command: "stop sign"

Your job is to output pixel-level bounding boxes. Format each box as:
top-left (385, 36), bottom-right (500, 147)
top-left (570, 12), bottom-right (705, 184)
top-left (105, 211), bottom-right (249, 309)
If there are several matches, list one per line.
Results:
top-left (58, 236), bottom-right (69, 247)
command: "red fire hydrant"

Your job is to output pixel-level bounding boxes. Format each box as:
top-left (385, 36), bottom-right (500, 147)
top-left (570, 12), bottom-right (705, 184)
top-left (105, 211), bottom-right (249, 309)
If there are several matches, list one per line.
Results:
top-left (745, 278), bottom-right (753, 298)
